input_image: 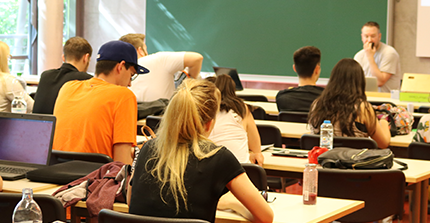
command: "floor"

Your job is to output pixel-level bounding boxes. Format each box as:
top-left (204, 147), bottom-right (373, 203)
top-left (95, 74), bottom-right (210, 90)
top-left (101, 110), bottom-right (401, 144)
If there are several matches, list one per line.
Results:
top-left (284, 183), bottom-right (430, 223)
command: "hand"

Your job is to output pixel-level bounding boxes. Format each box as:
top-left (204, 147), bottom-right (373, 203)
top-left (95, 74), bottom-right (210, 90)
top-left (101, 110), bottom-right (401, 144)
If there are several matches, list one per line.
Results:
top-left (249, 152), bottom-right (264, 167)
top-left (363, 41), bottom-right (376, 58)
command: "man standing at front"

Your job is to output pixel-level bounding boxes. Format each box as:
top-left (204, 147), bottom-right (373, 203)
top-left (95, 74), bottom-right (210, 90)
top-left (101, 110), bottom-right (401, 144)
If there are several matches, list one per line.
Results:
top-left (52, 41), bottom-right (149, 164)
top-left (354, 21), bottom-right (401, 92)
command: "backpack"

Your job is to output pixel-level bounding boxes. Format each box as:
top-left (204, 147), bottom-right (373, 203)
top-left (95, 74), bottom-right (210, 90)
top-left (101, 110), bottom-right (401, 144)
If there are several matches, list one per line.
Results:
top-left (373, 103), bottom-right (414, 136)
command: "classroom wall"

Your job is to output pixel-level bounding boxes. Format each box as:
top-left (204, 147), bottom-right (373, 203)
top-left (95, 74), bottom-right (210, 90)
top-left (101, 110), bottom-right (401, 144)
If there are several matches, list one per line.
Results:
top-left (394, 0), bottom-right (430, 75)
top-left (82, 0), bottom-right (146, 73)
top-left (81, 0), bottom-right (430, 77)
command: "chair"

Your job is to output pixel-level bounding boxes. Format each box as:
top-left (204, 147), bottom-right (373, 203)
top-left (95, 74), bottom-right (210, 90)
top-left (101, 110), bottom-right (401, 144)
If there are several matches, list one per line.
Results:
top-left (278, 111), bottom-right (308, 123)
top-left (417, 106), bottom-right (430, 113)
top-left (50, 150), bottom-right (113, 165)
top-left (146, 115), bottom-right (162, 133)
top-left (0, 193), bottom-right (66, 223)
top-left (256, 124), bottom-right (282, 147)
top-left (251, 106), bottom-right (266, 120)
top-left (408, 142), bottom-right (430, 160)
top-left (237, 95), bottom-right (268, 102)
top-left (300, 134), bottom-right (378, 150)
top-left (318, 169), bottom-right (405, 222)
top-left (98, 209), bottom-right (210, 223)
top-left (256, 124), bottom-right (298, 190)
top-left (241, 163), bottom-right (268, 190)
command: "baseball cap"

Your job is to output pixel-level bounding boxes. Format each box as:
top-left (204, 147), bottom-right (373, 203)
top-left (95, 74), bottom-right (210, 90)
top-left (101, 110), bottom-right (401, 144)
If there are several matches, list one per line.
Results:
top-left (96, 40), bottom-right (149, 74)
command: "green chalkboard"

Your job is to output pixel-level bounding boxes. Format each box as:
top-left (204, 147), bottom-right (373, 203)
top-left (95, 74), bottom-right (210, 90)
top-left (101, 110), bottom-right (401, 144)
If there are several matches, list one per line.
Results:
top-left (146, 0), bottom-right (387, 78)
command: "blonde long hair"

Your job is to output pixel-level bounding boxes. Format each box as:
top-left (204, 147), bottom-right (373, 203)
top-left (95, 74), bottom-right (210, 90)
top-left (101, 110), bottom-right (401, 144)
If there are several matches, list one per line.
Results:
top-left (0, 41), bottom-right (10, 73)
top-left (150, 79), bottom-right (221, 213)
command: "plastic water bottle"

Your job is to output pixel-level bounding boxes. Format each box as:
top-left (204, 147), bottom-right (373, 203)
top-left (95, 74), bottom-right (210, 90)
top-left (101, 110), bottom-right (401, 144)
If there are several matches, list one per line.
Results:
top-left (320, 120), bottom-right (333, 150)
top-left (303, 163), bottom-right (318, 205)
top-left (12, 188), bottom-right (43, 223)
top-left (11, 96), bottom-right (27, 113)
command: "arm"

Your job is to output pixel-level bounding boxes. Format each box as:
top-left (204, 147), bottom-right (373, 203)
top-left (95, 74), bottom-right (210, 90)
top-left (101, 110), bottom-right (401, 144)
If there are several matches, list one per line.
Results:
top-left (244, 106), bottom-right (264, 166)
top-left (0, 176), bottom-right (3, 191)
top-left (183, 52), bottom-right (203, 79)
top-left (363, 42), bottom-right (393, 87)
top-left (222, 173), bottom-right (274, 223)
top-left (113, 143), bottom-right (134, 164)
top-left (363, 103), bottom-right (390, 148)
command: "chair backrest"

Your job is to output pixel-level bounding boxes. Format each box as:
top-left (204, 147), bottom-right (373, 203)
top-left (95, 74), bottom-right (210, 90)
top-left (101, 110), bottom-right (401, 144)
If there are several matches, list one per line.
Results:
top-left (251, 106), bottom-right (266, 120)
top-left (146, 115), bottom-right (162, 133)
top-left (98, 209), bottom-right (210, 223)
top-left (241, 163), bottom-right (268, 191)
top-left (300, 134), bottom-right (378, 150)
top-left (318, 169), bottom-right (405, 222)
top-left (417, 106), bottom-right (430, 113)
top-left (256, 124), bottom-right (282, 147)
top-left (278, 111), bottom-right (308, 123)
top-left (50, 150), bottom-right (113, 165)
top-left (0, 193), bottom-right (66, 223)
top-left (408, 142), bottom-right (430, 160)
top-left (237, 95), bottom-right (268, 102)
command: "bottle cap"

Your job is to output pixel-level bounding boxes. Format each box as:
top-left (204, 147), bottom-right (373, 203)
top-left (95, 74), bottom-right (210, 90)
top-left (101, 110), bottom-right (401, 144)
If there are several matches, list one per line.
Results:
top-left (323, 120), bottom-right (331, 124)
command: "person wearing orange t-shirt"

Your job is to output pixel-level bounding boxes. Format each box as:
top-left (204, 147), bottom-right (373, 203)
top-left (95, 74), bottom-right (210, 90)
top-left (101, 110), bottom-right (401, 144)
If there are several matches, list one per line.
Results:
top-left (52, 41), bottom-right (149, 164)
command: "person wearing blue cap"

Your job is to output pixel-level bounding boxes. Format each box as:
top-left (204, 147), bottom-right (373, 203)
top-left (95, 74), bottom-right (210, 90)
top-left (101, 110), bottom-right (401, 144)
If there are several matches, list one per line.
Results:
top-left (52, 40), bottom-right (150, 164)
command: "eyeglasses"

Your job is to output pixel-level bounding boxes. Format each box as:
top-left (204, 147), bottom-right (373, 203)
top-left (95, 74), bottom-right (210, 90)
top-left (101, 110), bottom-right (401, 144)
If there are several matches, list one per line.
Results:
top-left (260, 190), bottom-right (276, 203)
top-left (131, 73), bottom-right (138, 81)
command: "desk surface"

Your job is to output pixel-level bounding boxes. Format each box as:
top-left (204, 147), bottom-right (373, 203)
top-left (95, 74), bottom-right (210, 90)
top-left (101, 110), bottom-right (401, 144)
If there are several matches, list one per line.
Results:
top-left (238, 88), bottom-right (392, 101)
top-left (3, 179), bottom-right (60, 193)
top-left (254, 120), bottom-right (414, 148)
top-left (74, 192), bottom-right (363, 223)
top-left (262, 151), bottom-right (430, 183)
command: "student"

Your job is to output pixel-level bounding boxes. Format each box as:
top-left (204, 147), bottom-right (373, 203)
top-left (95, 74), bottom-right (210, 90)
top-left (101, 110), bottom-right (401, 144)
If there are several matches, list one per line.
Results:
top-left (52, 40), bottom-right (149, 164)
top-left (276, 46), bottom-right (324, 112)
top-left (0, 41), bottom-right (34, 113)
top-left (119, 33), bottom-right (203, 102)
top-left (209, 74), bottom-right (264, 165)
top-left (33, 37), bottom-right (93, 114)
top-left (127, 79), bottom-right (273, 223)
top-left (308, 58), bottom-right (390, 148)
top-left (354, 21), bottom-right (401, 93)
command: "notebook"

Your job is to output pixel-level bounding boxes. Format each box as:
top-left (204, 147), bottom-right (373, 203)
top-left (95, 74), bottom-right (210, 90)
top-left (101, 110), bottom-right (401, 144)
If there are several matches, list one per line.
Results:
top-left (213, 66), bottom-right (244, 91)
top-left (0, 112), bottom-right (56, 180)
top-left (365, 76), bottom-right (378, 92)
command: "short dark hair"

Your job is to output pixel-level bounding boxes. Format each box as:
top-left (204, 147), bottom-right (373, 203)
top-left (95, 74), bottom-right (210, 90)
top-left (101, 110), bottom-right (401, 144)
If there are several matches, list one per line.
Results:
top-left (362, 21), bottom-right (380, 30)
top-left (293, 46), bottom-right (321, 78)
top-left (95, 61), bottom-right (133, 76)
top-left (119, 33), bottom-right (145, 50)
top-left (63, 36), bottom-right (92, 62)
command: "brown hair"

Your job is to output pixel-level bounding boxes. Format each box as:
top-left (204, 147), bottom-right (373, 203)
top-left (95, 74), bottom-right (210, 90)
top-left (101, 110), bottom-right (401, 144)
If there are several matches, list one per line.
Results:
top-left (215, 74), bottom-right (247, 118)
top-left (293, 46), bottom-right (321, 78)
top-left (362, 21), bottom-right (380, 31)
top-left (63, 37), bottom-right (92, 62)
top-left (119, 33), bottom-right (146, 50)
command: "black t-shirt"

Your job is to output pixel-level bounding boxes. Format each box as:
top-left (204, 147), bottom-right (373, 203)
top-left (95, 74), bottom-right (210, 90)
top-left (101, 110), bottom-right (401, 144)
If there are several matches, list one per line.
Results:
top-left (276, 85), bottom-right (324, 112)
top-left (129, 140), bottom-right (245, 223)
top-left (33, 63), bottom-right (92, 114)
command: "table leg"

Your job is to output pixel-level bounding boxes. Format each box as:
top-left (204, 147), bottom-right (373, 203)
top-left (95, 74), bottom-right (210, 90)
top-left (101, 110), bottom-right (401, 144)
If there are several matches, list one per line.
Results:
top-left (408, 182), bottom-right (422, 223)
top-left (420, 179), bottom-right (428, 223)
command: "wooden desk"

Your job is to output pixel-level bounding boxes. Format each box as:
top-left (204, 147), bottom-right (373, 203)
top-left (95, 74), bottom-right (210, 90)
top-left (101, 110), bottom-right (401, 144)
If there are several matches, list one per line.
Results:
top-left (367, 96), bottom-right (430, 110)
top-left (3, 179), bottom-right (60, 193)
top-left (254, 120), bottom-right (414, 148)
top-left (237, 88), bottom-right (392, 102)
top-left (261, 151), bottom-right (430, 223)
top-left (72, 193), bottom-right (364, 223)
